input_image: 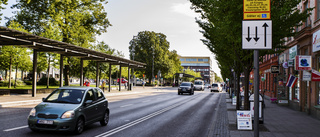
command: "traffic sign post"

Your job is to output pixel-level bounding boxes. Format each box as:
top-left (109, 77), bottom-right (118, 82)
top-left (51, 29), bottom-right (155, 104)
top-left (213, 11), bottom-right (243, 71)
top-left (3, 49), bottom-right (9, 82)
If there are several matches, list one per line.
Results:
top-left (243, 1), bottom-right (271, 137)
top-left (243, 0), bottom-right (271, 20)
top-left (242, 20), bottom-right (272, 49)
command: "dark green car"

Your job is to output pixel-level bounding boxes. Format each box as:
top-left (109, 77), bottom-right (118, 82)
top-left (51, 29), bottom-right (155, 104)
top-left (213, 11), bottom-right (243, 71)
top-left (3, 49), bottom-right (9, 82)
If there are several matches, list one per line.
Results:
top-left (28, 86), bottom-right (109, 134)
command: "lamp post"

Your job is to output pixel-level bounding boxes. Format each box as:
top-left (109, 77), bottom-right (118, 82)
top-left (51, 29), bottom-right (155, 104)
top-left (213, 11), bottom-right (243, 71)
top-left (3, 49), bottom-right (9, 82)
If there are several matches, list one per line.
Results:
top-left (152, 47), bottom-right (154, 86)
top-left (131, 37), bottom-right (136, 87)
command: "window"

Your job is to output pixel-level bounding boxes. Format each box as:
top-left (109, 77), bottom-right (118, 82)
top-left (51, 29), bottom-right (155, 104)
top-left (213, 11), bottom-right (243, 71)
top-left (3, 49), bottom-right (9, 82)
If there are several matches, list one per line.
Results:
top-left (294, 74), bottom-right (300, 102)
top-left (85, 90), bottom-right (95, 101)
top-left (94, 88), bottom-right (105, 100)
top-left (186, 58), bottom-right (197, 61)
top-left (304, 1), bottom-right (309, 26)
top-left (318, 0), bottom-right (320, 20)
top-left (180, 58), bottom-right (185, 61)
top-left (318, 56), bottom-right (320, 104)
top-left (198, 59), bottom-right (208, 62)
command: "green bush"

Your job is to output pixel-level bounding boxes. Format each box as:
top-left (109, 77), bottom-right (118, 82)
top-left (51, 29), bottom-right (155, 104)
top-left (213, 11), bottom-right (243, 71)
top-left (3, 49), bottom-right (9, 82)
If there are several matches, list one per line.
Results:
top-left (37, 77), bottom-right (59, 86)
top-left (0, 80), bottom-right (26, 86)
top-left (24, 80), bottom-right (32, 85)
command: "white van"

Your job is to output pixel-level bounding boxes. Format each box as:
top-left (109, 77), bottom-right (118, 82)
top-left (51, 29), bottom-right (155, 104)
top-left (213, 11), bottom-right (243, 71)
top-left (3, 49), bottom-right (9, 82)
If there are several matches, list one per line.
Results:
top-left (194, 80), bottom-right (204, 91)
top-left (211, 83), bottom-right (222, 92)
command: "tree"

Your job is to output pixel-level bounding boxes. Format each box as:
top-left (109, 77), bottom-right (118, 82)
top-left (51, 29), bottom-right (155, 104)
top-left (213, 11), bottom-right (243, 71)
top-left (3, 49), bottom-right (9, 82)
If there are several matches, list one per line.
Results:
top-left (0, 0), bottom-right (8, 23)
top-left (9, 0), bottom-right (111, 86)
top-left (184, 68), bottom-right (201, 82)
top-left (0, 21), bottom-right (32, 88)
top-left (165, 50), bottom-right (183, 82)
top-left (84, 42), bottom-right (124, 83)
top-left (214, 72), bottom-right (223, 82)
top-left (129, 31), bottom-right (173, 85)
top-left (190, 0), bottom-right (312, 109)
top-left (39, 21), bottom-right (62, 88)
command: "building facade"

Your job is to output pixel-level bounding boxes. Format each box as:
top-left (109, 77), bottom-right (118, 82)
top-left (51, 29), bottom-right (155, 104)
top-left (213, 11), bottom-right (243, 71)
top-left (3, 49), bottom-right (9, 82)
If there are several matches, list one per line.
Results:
top-left (178, 56), bottom-right (214, 84)
top-left (258, 0), bottom-right (320, 120)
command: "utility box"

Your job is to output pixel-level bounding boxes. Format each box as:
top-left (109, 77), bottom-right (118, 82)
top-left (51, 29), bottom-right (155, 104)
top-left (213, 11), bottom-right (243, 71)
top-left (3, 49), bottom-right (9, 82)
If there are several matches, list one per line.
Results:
top-left (249, 94), bottom-right (264, 124)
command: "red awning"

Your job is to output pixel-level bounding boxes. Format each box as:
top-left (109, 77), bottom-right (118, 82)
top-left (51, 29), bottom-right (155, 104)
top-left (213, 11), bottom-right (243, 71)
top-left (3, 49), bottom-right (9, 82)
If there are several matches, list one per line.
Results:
top-left (312, 69), bottom-right (320, 81)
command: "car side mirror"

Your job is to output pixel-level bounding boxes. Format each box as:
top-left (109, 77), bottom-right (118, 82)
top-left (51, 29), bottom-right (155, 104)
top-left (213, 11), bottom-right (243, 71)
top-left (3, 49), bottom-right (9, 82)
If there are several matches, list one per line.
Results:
top-left (42, 98), bottom-right (46, 101)
top-left (84, 100), bottom-right (93, 105)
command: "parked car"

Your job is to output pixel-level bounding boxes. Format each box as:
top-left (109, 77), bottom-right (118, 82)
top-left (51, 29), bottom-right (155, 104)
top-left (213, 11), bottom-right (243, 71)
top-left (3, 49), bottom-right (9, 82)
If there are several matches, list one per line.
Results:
top-left (28, 86), bottom-right (109, 134)
top-left (194, 80), bottom-right (204, 91)
top-left (204, 83), bottom-right (211, 89)
top-left (178, 82), bottom-right (194, 95)
top-left (211, 83), bottom-right (222, 92)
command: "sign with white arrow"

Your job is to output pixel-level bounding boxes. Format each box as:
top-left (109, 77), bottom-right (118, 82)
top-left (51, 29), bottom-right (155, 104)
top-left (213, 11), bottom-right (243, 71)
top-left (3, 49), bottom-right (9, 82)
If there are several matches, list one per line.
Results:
top-left (242, 20), bottom-right (272, 49)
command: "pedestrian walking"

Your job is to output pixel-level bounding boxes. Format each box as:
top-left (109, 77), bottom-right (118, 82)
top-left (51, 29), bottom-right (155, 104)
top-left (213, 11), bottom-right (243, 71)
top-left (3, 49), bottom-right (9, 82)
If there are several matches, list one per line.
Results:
top-left (142, 80), bottom-right (145, 88)
top-left (84, 80), bottom-right (90, 87)
top-left (101, 80), bottom-right (106, 92)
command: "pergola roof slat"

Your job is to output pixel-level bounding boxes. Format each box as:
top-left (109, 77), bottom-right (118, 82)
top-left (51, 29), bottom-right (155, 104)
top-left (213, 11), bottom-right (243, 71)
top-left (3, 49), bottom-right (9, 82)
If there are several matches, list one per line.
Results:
top-left (0, 26), bottom-right (146, 67)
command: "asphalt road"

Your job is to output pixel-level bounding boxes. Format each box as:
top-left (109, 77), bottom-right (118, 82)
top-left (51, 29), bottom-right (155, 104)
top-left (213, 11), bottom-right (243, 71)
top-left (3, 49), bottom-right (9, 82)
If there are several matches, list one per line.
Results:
top-left (0, 88), bottom-right (225, 137)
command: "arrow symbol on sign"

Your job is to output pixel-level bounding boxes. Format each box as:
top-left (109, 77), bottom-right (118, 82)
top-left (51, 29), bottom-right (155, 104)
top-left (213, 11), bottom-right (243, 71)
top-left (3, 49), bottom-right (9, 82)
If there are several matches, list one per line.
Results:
top-left (246, 27), bottom-right (252, 42)
top-left (253, 26), bottom-right (259, 42)
top-left (263, 23), bottom-right (269, 47)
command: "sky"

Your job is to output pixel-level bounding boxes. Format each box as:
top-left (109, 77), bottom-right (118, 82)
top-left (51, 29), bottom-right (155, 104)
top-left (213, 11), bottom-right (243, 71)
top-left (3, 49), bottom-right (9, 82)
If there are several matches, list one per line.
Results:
top-left (1, 0), bottom-right (221, 77)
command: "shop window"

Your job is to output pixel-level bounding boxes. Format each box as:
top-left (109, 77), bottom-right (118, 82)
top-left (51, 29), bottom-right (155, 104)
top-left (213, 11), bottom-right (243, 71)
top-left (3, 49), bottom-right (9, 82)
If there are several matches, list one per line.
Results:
top-left (318, 0), bottom-right (320, 20)
top-left (294, 74), bottom-right (300, 102)
top-left (318, 82), bottom-right (320, 105)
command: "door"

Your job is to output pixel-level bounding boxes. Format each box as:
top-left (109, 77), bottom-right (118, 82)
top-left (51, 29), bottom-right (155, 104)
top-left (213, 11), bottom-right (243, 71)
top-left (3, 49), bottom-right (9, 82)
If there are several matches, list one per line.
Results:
top-left (83, 89), bottom-right (97, 123)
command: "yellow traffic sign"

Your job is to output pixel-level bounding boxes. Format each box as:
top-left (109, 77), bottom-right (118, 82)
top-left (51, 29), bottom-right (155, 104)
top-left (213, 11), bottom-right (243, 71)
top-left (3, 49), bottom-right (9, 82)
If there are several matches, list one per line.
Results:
top-left (243, 0), bottom-right (270, 20)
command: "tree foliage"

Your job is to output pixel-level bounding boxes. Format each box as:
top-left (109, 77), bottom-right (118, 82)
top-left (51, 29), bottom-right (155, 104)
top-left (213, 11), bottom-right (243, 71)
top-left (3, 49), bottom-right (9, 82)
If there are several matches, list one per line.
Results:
top-left (8, 0), bottom-right (111, 85)
top-left (189, 0), bottom-right (312, 109)
top-left (0, 0), bottom-right (8, 23)
top-left (129, 31), bottom-right (181, 84)
top-left (0, 21), bottom-right (32, 88)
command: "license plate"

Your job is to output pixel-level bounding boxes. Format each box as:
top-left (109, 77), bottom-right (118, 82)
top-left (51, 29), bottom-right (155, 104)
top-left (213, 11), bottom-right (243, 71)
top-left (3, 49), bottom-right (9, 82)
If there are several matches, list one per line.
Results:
top-left (37, 119), bottom-right (54, 125)
top-left (182, 89), bottom-right (186, 91)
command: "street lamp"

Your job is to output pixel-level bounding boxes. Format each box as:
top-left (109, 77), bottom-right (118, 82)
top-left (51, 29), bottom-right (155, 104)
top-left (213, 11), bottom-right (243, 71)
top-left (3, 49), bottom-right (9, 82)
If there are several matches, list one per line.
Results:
top-left (152, 47), bottom-right (154, 86)
top-left (131, 37), bottom-right (136, 86)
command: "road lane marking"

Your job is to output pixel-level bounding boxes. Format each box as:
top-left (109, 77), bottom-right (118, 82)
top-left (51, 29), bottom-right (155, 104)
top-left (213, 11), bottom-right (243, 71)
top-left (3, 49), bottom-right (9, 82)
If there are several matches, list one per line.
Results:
top-left (3, 125), bottom-right (28, 132)
top-left (120, 104), bottom-right (133, 108)
top-left (142, 100), bottom-right (150, 102)
top-left (95, 94), bottom-right (202, 137)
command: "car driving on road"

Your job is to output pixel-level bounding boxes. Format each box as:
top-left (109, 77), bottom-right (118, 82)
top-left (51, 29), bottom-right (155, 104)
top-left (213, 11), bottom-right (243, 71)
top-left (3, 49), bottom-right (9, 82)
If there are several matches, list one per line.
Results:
top-left (178, 82), bottom-right (194, 95)
top-left (194, 80), bottom-right (204, 91)
top-left (28, 86), bottom-right (109, 134)
top-left (211, 83), bottom-right (222, 92)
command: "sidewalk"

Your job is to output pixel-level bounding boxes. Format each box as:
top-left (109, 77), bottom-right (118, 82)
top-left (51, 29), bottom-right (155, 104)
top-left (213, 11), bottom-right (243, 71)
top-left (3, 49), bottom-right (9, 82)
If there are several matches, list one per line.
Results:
top-left (0, 86), bottom-right (156, 108)
top-left (226, 94), bottom-right (320, 137)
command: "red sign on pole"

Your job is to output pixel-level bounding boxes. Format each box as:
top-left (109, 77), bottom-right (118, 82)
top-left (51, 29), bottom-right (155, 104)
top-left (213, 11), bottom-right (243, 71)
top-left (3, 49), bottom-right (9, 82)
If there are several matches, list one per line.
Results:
top-left (312, 69), bottom-right (320, 81)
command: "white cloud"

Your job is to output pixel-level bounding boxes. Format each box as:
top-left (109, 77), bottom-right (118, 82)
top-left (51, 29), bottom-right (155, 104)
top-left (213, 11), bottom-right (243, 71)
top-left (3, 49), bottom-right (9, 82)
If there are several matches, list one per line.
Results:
top-left (171, 3), bottom-right (198, 18)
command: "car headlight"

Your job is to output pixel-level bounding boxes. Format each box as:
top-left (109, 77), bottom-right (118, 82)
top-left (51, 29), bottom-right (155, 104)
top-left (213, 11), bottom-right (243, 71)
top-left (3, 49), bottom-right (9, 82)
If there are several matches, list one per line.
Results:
top-left (29, 108), bottom-right (36, 117)
top-left (61, 110), bottom-right (75, 119)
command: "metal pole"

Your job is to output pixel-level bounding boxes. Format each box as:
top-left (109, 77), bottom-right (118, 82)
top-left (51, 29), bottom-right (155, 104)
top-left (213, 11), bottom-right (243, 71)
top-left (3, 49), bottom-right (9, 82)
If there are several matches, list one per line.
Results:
top-left (96, 62), bottom-right (99, 87)
top-left (80, 58), bottom-right (83, 86)
top-left (32, 50), bottom-right (37, 97)
top-left (60, 55), bottom-right (63, 87)
top-left (152, 48), bottom-right (154, 86)
top-left (108, 64), bottom-right (111, 92)
top-left (254, 50), bottom-right (260, 137)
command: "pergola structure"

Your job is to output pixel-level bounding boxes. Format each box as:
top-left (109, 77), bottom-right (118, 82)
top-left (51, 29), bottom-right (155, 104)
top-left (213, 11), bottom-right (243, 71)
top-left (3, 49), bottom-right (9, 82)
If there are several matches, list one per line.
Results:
top-left (0, 26), bottom-right (146, 97)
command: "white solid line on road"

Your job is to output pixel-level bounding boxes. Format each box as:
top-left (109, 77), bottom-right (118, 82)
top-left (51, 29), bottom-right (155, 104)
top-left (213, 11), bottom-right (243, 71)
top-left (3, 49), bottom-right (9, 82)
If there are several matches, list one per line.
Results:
top-left (95, 94), bottom-right (202, 137)
top-left (4, 125), bottom-right (28, 132)
top-left (120, 104), bottom-right (133, 108)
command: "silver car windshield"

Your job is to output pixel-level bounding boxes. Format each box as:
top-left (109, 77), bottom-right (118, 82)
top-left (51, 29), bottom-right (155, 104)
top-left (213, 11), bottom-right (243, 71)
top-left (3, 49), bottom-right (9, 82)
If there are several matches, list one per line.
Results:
top-left (180, 83), bottom-right (191, 86)
top-left (44, 89), bottom-right (85, 104)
